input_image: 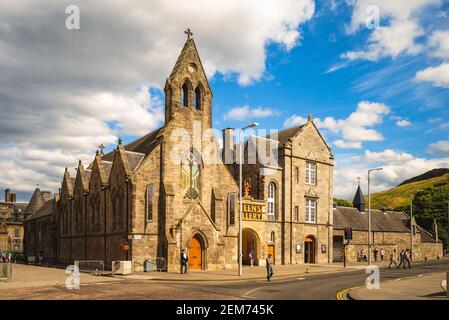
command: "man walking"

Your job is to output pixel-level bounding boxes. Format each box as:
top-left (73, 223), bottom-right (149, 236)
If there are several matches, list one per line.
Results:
top-left (380, 248), bottom-right (385, 261)
top-left (180, 249), bottom-right (188, 274)
top-left (388, 249), bottom-right (397, 268)
top-left (373, 247), bottom-right (379, 262)
top-left (249, 250), bottom-right (255, 267)
top-left (404, 249), bottom-right (412, 269)
top-left (397, 250), bottom-right (406, 269)
top-left (266, 254), bottom-right (274, 281)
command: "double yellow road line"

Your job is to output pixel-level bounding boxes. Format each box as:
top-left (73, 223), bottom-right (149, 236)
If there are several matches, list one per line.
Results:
top-left (336, 286), bottom-right (361, 300)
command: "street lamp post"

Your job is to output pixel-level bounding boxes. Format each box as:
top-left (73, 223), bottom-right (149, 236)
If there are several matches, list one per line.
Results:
top-left (409, 190), bottom-right (422, 261)
top-left (368, 168), bottom-right (383, 265)
top-left (238, 122), bottom-right (259, 276)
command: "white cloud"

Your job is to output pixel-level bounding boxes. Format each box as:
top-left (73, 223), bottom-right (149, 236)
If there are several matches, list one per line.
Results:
top-left (343, 0), bottom-right (440, 61)
top-left (334, 148), bottom-right (449, 198)
top-left (283, 115), bottom-right (308, 128)
top-left (0, 0), bottom-right (315, 193)
top-left (395, 119), bottom-right (411, 127)
top-left (284, 101), bottom-right (390, 149)
top-left (415, 63), bottom-right (449, 88)
top-left (428, 138), bottom-right (449, 155)
top-left (428, 30), bottom-right (449, 59)
top-left (224, 105), bottom-right (280, 121)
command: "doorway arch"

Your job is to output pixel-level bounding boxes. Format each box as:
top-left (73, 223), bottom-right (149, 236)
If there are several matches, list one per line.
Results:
top-left (304, 235), bottom-right (316, 264)
top-left (242, 228), bottom-right (260, 266)
top-left (188, 233), bottom-right (206, 270)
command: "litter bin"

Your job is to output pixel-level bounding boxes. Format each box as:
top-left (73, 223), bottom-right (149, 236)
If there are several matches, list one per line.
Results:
top-left (144, 260), bottom-right (154, 272)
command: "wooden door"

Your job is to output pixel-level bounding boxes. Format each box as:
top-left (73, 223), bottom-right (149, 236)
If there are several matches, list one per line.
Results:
top-left (267, 245), bottom-right (275, 265)
top-left (188, 236), bottom-right (202, 270)
top-left (304, 237), bottom-right (315, 263)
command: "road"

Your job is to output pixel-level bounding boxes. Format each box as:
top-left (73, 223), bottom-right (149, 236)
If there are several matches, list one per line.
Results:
top-left (2, 259), bottom-right (448, 300)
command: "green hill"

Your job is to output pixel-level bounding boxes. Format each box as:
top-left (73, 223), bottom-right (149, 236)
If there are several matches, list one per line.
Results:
top-left (368, 172), bottom-right (449, 210)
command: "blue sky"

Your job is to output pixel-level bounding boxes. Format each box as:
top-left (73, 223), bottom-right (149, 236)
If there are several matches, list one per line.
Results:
top-left (1, 0), bottom-right (448, 201)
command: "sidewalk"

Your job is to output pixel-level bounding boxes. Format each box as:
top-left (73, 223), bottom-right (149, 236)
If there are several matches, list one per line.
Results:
top-left (349, 272), bottom-right (448, 300)
top-left (113, 263), bottom-right (360, 282)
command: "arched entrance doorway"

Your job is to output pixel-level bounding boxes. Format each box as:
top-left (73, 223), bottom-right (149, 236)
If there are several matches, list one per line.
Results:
top-left (242, 229), bottom-right (259, 266)
top-left (304, 236), bottom-right (316, 263)
top-left (188, 234), bottom-right (205, 270)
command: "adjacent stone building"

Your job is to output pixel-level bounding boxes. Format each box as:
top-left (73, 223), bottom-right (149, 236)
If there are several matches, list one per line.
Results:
top-left (333, 184), bottom-right (444, 262)
top-left (0, 189), bottom-right (30, 254)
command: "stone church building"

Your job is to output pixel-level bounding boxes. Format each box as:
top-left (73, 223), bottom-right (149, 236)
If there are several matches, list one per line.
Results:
top-left (23, 32), bottom-right (443, 271)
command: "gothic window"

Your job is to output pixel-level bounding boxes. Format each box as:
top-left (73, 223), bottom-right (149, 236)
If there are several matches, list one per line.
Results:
top-left (295, 167), bottom-right (299, 183)
top-left (305, 198), bottom-right (317, 223)
top-left (182, 82), bottom-right (190, 108)
top-left (146, 184), bottom-right (154, 221)
top-left (112, 188), bottom-right (118, 230)
top-left (181, 149), bottom-right (201, 192)
top-left (194, 85), bottom-right (202, 110)
top-left (267, 182), bottom-right (276, 220)
top-left (118, 186), bottom-right (125, 231)
top-left (270, 231), bottom-right (275, 243)
top-left (295, 206), bottom-right (299, 222)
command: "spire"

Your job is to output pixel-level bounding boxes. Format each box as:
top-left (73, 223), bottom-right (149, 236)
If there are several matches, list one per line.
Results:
top-left (353, 178), bottom-right (366, 212)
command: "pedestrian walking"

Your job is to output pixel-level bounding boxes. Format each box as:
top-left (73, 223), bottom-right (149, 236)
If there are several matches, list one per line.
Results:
top-left (404, 249), bottom-right (412, 269)
top-left (397, 250), bottom-right (406, 269)
top-left (180, 249), bottom-right (188, 274)
top-left (373, 247), bottom-right (379, 262)
top-left (266, 254), bottom-right (274, 281)
top-left (360, 249), bottom-right (366, 262)
top-left (380, 248), bottom-right (385, 261)
top-left (388, 249), bottom-right (397, 268)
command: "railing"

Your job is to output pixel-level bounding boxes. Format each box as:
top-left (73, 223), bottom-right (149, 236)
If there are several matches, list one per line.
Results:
top-left (74, 260), bottom-right (105, 276)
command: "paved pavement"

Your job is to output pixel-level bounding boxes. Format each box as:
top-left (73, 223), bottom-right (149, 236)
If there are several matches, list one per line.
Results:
top-left (349, 271), bottom-right (448, 300)
top-left (1, 259), bottom-right (448, 300)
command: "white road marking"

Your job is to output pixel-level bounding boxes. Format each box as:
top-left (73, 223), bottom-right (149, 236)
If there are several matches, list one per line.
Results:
top-left (242, 287), bottom-right (262, 298)
top-left (418, 274), bottom-right (424, 277)
top-left (297, 278), bottom-right (306, 280)
top-left (395, 278), bottom-right (402, 281)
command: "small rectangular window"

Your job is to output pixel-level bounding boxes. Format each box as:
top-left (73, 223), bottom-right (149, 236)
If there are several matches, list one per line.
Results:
top-left (305, 198), bottom-right (317, 223)
top-left (14, 228), bottom-right (20, 238)
top-left (294, 206), bottom-right (299, 222)
top-left (146, 184), bottom-right (154, 221)
top-left (295, 167), bottom-right (299, 183)
top-left (306, 162), bottom-right (317, 185)
top-left (229, 193), bottom-right (236, 225)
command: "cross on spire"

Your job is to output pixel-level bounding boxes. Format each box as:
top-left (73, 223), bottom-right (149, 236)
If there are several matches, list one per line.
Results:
top-left (184, 28), bottom-right (193, 40)
top-left (98, 144), bottom-right (105, 156)
top-left (357, 176), bottom-right (361, 186)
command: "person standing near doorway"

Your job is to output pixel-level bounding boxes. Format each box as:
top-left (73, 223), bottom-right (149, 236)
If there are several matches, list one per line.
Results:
top-left (249, 250), bottom-right (255, 267)
top-left (266, 254), bottom-right (274, 281)
top-left (180, 249), bottom-right (188, 274)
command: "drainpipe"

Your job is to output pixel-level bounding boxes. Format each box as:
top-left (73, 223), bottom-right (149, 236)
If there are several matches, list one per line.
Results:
top-left (290, 150), bottom-right (293, 264)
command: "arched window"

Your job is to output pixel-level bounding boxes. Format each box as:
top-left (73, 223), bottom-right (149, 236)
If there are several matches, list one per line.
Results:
top-left (181, 149), bottom-right (201, 198)
top-left (270, 231), bottom-right (275, 243)
top-left (182, 82), bottom-right (190, 108)
top-left (194, 85), bottom-right (202, 110)
top-left (267, 182), bottom-right (276, 220)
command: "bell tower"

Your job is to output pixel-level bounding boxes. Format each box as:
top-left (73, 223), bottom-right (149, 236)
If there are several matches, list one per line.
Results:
top-left (164, 29), bottom-right (213, 128)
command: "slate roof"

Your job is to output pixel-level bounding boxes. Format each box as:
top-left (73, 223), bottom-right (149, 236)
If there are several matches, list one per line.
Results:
top-left (24, 188), bottom-right (46, 214)
top-left (352, 184), bottom-right (365, 207)
top-left (333, 206), bottom-right (410, 232)
top-left (25, 199), bottom-right (54, 221)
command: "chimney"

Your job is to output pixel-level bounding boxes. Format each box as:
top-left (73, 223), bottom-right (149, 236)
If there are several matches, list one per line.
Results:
top-left (433, 219), bottom-right (439, 242)
top-left (42, 191), bottom-right (51, 202)
top-left (222, 128), bottom-right (235, 164)
top-left (5, 189), bottom-right (10, 202)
